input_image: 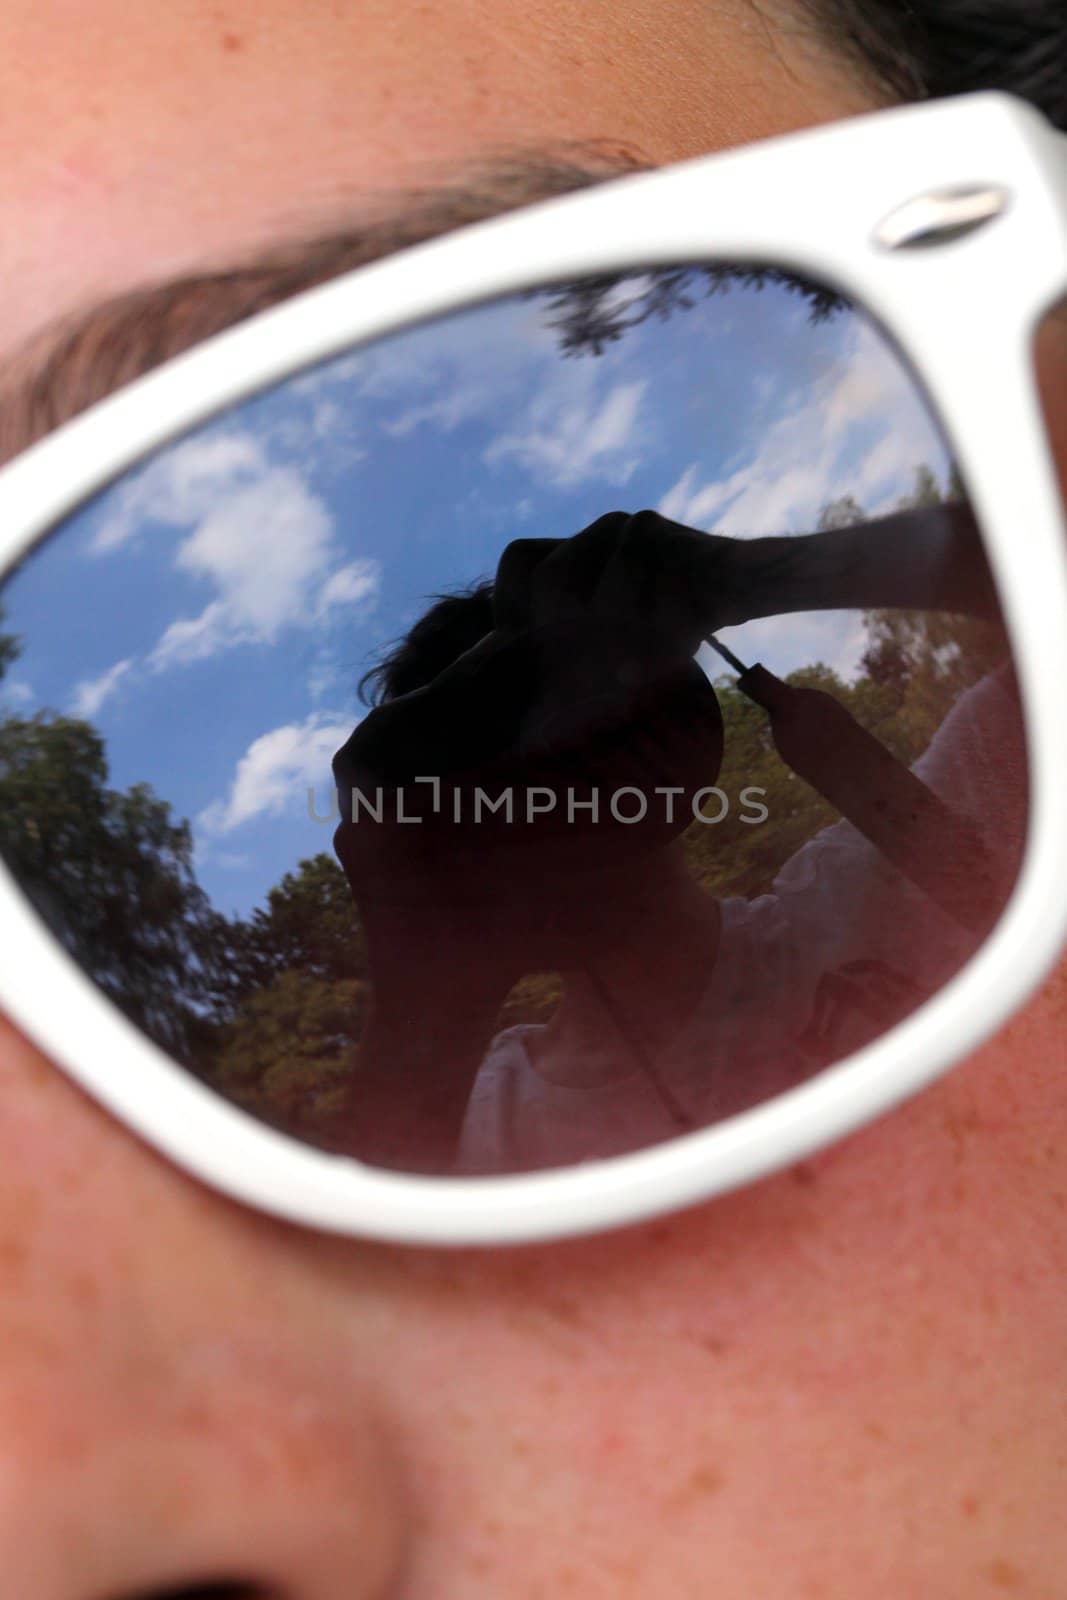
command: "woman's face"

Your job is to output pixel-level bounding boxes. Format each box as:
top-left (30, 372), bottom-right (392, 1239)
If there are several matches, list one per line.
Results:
top-left (1, 3), bottom-right (1065, 1595)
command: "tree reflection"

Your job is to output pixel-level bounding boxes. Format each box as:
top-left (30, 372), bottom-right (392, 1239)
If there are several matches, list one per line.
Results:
top-left (534, 264), bottom-right (849, 359)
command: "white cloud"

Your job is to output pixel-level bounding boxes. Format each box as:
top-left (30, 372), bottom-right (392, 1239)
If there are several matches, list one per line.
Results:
top-left (147, 471), bottom-right (381, 671)
top-left (657, 462), bottom-right (744, 530)
top-left (148, 601), bottom-right (230, 671)
top-left (383, 386), bottom-right (489, 439)
top-left (84, 421), bottom-right (382, 674)
top-left (713, 611), bottom-right (871, 685)
top-left (371, 305), bottom-right (558, 443)
top-left (658, 464), bottom-right (701, 525)
top-left (358, 298), bottom-right (546, 406)
top-left (91, 432), bottom-right (269, 554)
top-left (0, 678), bottom-right (34, 710)
top-left (363, 293), bottom-right (649, 471)
top-left (198, 711), bottom-right (357, 836)
top-left (315, 559), bottom-right (380, 617)
top-left (485, 378), bottom-right (648, 489)
top-left (174, 472), bottom-right (331, 626)
top-left (305, 650), bottom-right (344, 706)
top-left (656, 329), bottom-right (948, 540)
top-left (70, 657), bottom-right (134, 718)
top-left (267, 395), bottom-right (367, 471)
top-left (284, 292), bottom-right (653, 495)
top-left (290, 351), bottom-right (369, 398)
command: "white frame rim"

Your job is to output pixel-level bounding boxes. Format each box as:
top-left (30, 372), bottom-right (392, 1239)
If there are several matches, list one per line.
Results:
top-left (0, 91), bottom-right (1065, 1245)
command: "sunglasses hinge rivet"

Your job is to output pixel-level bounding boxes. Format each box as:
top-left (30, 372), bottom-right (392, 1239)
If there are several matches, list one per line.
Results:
top-left (874, 184), bottom-right (1012, 251)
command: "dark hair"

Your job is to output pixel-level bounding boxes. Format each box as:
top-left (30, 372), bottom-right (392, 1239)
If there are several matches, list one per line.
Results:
top-left (805, 0), bottom-right (1067, 130)
top-left (359, 580), bottom-right (496, 706)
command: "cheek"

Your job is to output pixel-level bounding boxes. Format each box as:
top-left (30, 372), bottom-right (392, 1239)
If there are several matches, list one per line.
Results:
top-left (355, 958), bottom-right (1067, 1591)
top-left (1, 953), bottom-right (1065, 1596)
top-left (0, 1012), bottom-right (389, 1368)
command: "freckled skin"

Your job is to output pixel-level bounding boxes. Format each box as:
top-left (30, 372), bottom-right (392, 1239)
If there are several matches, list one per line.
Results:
top-left (0, 3), bottom-right (1065, 1595)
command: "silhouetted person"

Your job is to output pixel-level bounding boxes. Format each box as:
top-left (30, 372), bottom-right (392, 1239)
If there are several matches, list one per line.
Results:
top-left (332, 508), bottom-right (1024, 1174)
top-left (333, 595), bottom-right (728, 1172)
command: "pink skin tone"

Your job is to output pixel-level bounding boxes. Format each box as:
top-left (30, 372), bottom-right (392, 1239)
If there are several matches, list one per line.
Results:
top-left (0, 3), bottom-right (1065, 1595)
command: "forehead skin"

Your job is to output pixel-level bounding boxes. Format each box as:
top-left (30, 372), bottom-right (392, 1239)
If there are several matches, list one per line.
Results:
top-left (0, 0), bottom-right (871, 361)
top-left (0, 3), bottom-right (1065, 1597)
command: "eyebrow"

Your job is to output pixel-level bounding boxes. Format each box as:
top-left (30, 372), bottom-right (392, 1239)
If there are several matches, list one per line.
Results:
top-left (0, 144), bottom-right (645, 468)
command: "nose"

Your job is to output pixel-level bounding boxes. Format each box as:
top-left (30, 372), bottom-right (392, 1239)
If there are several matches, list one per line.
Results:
top-left (0, 1031), bottom-right (411, 1600)
top-left (0, 1357), bottom-right (410, 1600)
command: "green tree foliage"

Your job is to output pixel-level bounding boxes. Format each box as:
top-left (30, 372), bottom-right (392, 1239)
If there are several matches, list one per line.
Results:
top-left (236, 852), bottom-right (367, 993)
top-left (210, 965), bottom-right (367, 1135)
top-left (816, 492), bottom-right (866, 531)
top-left (853, 464), bottom-right (1006, 767)
top-left (496, 970), bottom-right (563, 1032)
top-left (0, 607), bottom-right (19, 683)
top-left (207, 853), bottom-right (368, 1136)
top-left (681, 665), bottom-right (841, 900)
top-left (856, 607), bottom-right (1006, 762)
top-left (0, 709), bottom-right (227, 1061)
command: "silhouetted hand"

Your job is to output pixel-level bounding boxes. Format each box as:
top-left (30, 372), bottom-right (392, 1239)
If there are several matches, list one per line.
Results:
top-left (492, 508), bottom-right (741, 649)
top-left (330, 506), bottom-right (741, 934)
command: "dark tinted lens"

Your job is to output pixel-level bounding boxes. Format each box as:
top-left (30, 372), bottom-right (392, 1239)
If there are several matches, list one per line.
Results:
top-left (1036, 293), bottom-right (1067, 517)
top-left (0, 264), bottom-right (1028, 1175)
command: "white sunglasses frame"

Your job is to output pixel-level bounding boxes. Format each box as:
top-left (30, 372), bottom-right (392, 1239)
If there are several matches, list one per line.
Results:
top-left (0, 91), bottom-right (1065, 1246)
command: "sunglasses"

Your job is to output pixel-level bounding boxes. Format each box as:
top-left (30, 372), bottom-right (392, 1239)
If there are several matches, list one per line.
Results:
top-left (0, 92), bottom-right (1065, 1246)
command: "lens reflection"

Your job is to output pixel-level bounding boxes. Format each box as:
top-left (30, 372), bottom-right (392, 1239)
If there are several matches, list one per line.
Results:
top-left (0, 265), bottom-right (1028, 1175)
top-left (1035, 293), bottom-right (1067, 515)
